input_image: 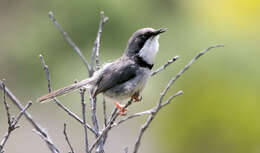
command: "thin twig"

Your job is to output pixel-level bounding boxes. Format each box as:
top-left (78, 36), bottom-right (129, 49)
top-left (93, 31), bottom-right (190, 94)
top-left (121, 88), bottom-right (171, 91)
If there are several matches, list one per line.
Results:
top-left (11, 101), bottom-right (33, 127)
top-left (102, 96), bottom-right (107, 127)
top-left (80, 89), bottom-right (89, 153)
top-left (132, 44), bottom-right (224, 153)
top-left (151, 56), bottom-right (179, 76)
top-left (39, 55), bottom-right (52, 92)
top-left (1, 80), bottom-right (11, 128)
top-left (89, 12), bottom-right (108, 153)
top-left (48, 11), bottom-right (91, 75)
top-left (95, 97), bottom-right (108, 153)
top-left (89, 99), bottom-right (133, 153)
top-left (90, 11), bottom-right (109, 75)
top-left (102, 107), bottom-right (117, 146)
top-left (33, 130), bottom-right (60, 153)
top-left (0, 82), bottom-right (60, 153)
top-left (89, 90), bottom-right (100, 137)
top-left (54, 98), bottom-right (96, 134)
top-left (63, 123), bottom-right (75, 153)
top-left (161, 90), bottom-right (184, 108)
top-left (89, 115), bottom-right (117, 153)
top-left (39, 55), bottom-right (97, 135)
top-left (112, 110), bottom-right (152, 127)
top-left (102, 100), bottom-right (134, 144)
top-left (0, 101), bottom-right (32, 152)
top-left (107, 107), bottom-right (118, 124)
top-left (112, 90), bottom-right (183, 128)
top-left (132, 91), bottom-right (183, 153)
top-left (88, 90), bottom-right (104, 153)
top-left (113, 91), bottom-right (184, 128)
top-left (157, 44), bottom-right (224, 108)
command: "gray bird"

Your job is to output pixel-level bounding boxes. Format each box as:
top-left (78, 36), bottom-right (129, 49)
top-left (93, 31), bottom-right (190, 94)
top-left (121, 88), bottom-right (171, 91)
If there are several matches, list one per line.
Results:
top-left (37, 27), bottom-right (167, 114)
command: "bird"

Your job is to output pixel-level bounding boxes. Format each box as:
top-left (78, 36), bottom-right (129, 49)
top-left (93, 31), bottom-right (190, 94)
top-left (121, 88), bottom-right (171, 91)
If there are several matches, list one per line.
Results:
top-left (37, 27), bottom-right (167, 115)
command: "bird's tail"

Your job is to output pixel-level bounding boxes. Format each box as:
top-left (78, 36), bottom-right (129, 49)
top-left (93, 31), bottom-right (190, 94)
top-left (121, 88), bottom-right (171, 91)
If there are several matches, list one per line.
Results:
top-left (37, 79), bottom-right (93, 103)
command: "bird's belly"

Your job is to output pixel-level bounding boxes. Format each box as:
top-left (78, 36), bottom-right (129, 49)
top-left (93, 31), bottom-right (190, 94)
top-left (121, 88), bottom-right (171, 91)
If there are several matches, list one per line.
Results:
top-left (103, 68), bottom-right (150, 102)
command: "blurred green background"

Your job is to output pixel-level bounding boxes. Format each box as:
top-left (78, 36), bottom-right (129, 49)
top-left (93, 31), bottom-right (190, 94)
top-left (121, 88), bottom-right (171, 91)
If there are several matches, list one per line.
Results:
top-left (0, 0), bottom-right (259, 153)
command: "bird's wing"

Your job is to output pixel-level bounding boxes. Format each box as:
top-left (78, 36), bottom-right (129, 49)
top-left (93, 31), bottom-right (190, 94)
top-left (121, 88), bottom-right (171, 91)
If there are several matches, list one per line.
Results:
top-left (93, 58), bottom-right (138, 96)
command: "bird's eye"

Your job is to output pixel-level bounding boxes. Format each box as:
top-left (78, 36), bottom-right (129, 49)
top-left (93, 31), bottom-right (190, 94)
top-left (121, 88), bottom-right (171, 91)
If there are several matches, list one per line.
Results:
top-left (141, 35), bottom-right (146, 39)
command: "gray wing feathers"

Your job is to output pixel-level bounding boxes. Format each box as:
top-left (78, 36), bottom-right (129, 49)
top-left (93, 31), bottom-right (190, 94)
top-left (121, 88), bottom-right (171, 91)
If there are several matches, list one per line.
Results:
top-left (94, 60), bottom-right (138, 96)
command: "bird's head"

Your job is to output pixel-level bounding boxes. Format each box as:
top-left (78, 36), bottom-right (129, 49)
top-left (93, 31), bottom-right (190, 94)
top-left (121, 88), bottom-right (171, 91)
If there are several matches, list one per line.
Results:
top-left (124, 28), bottom-right (167, 65)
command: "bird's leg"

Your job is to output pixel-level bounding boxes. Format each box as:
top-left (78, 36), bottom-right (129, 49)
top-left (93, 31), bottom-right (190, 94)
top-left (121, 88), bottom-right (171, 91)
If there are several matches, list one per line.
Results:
top-left (131, 92), bottom-right (142, 102)
top-left (114, 102), bottom-right (128, 116)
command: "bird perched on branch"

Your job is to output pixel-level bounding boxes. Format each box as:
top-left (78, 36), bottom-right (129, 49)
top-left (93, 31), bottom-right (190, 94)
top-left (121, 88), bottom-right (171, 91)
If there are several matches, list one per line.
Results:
top-left (37, 27), bottom-right (167, 115)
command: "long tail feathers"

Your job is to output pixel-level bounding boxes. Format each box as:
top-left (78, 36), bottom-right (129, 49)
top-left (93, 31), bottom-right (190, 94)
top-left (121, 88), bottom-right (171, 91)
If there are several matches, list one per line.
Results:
top-left (37, 79), bottom-right (92, 103)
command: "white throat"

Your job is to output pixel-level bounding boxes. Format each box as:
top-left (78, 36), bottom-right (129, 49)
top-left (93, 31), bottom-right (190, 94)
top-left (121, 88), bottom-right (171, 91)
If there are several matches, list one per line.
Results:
top-left (138, 35), bottom-right (160, 65)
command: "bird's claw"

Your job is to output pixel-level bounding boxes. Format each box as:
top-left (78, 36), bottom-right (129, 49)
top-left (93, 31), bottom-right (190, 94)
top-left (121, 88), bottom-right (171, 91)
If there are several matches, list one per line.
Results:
top-left (114, 102), bottom-right (128, 116)
top-left (132, 94), bottom-right (142, 102)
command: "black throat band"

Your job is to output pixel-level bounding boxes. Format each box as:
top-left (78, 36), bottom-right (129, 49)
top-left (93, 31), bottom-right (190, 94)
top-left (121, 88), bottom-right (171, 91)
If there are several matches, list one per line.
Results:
top-left (134, 56), bottom-right (154, 70)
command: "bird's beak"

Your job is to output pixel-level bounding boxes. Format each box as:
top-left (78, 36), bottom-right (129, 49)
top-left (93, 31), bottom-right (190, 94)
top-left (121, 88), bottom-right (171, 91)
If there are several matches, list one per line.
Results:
top-left (153, 28), bottom-right (167, 36)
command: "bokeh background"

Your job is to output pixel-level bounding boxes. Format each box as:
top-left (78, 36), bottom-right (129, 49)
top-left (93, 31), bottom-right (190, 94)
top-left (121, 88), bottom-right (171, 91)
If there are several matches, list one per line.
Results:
top-left (0, 0), bottom-right (259, 153)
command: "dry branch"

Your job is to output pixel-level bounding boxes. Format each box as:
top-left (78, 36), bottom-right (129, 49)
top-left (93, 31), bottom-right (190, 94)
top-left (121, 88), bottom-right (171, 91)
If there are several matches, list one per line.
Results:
top-left (80, 89), bottom-right (90, 153)
top-left (132, 91), bottom-right (183, 153)
top-left (39, 54), bottom-right (97, 135)
top-left (90, 11), bottom-right (109, 75)
top-left (63, 123), bottom-right (75, 153)
top-left (1, 80), bottom-right (12, 128)
top-left (48, 11), bottom-right (91, 75)
top-left (151, 55), bottom-right (179, 76)
top-left (0, 82), bottom-right (60, 153)
top-left (0, 100), bottom-right (32, 152)
top-left (132, 44), bottom-right (224, 153)
top-left (89, 99), bottom-right (133, 153)
top-left (102, 97), bottom-right (107, 127)
top-left (33, 129), bottom-right (60, 153)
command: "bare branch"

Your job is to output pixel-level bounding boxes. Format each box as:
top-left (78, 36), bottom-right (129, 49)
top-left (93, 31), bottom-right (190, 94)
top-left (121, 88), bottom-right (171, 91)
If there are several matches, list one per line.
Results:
top-left (132, 44), bottom-right (224, 153)
top-left (63, 123), bottom-right (75, 153)
top-left (151, 56), bottom-right (179, 76)
top-left (89, 11), bottom-right (108, 153)
top-left (0, 101), bottom-right (32, 152)
top-left (161, 90), bottom-right (184, 108)
top-left (1, 80), bottom-right (11, 128)
top-left (38, 55), bottom-right (97, 135)
top-left (89, 118), bottom-right (116, 153)
top-left (88, 90), bottom-right (104, 153)
top-left (94, 97), bottom-right (108, 153)
top-left (89, 99), bottom-right (133, 153)
top-left (132, 91), bottom-right (183, 153)
top-left (89, 90), bottom-right (100, 137)
top-left (102, 96), bottom-right (107, 127)
top-left (157, 44), bottom-right (224, 108)
top-left (80, 89), bottom-right (89, 153)
top-left (12, 101), bottom-right (33, 127)
top-left (113, 91), bottom-right (183, 128)
top-left (133, 115), bottom-right (153, 153)
top-left (33, 130), bottom-right (60, 153)
top-left (90, 11), bottom-right (109, 75)
top-left (39, 55), bottom-right (52, 92)
top-left (48, 11), bottom-right (91, 74)
top-left (0, 82), bottom-right (59, 153)
top-left (54, 98), bottom-right (97, 134)
top-left (107, 107), bottom-right (118, 124)
top-left (113, 110), bottom-right (152, 128)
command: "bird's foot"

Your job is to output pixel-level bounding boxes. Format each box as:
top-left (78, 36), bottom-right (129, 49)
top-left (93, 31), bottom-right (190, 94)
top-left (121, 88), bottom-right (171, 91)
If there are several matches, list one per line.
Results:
top-left (114, 102), bottom-right (128, 116)
top-left (131, 93), bottom-right (142, 102)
